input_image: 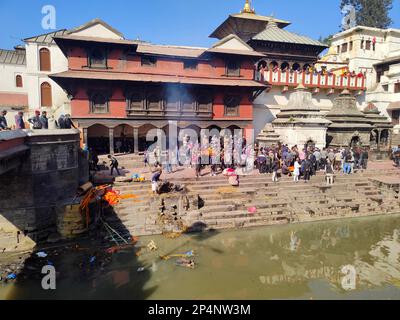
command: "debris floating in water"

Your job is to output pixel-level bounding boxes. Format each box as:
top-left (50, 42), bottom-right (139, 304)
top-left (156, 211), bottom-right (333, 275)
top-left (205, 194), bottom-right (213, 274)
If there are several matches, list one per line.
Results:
top-left (36, 252), bottom-right (48, 258)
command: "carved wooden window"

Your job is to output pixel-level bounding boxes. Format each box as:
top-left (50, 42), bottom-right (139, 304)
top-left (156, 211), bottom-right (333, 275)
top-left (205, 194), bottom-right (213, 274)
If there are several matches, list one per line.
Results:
top-left (128, 92), bottom-right (144, 110)
top-left (39, 48), bottom-right (51, 71)
top-left (341, 43), bottom-right (348, 53)
top-left (89, 48), bottom-right (107, 68)
top-left (147, 92), bottom-right (162, 110)
top-left (141, 56), bottom-right (157, 67)
top-left (165, 89), bottom-right (179, 111)
top-left (181, 94), bottom-right (195, 112)
top-left (16, 75), bottom-right (23, 88)
top-left (183, 60), bottom-right (198, 70)
top-left (365, 40), bottom-right (371, 50)
top-left (197, 92), bottom-right (212, 112)
top-left (40, 82), bottom-right (52, 107)
top-left (224, 95), bottom-right (241, 116)
top-left (90, 93), bottom-right (109, 114)
top-left (226, 60), bottom-right (240, 77)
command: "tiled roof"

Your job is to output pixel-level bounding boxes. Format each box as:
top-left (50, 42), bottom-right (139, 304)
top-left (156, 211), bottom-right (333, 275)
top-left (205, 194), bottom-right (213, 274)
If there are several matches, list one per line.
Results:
top-left (0, 49), bottom-right (26, 65)
top-left (50, 70), bottom-right (267, 88)
top-left (24, 29), bottom-right (68, 44)
top-left (252, 22), bottom-right (327, 47)
top-left (136, 44), bottom-right (206, 58)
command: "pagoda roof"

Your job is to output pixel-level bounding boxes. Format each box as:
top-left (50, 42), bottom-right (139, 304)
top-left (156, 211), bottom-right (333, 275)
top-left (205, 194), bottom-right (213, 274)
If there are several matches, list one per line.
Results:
top-left (209, 12), bottom-right (290, 41)
top-left (251, 22), bottom-right (327, 47)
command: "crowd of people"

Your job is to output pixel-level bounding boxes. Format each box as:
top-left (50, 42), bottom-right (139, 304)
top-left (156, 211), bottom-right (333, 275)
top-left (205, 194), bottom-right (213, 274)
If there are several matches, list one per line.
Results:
top-left (0, 109), bottom-right (76, 131)
top-left (254, 144), bottom-right (370, 184)
top-left (258, 63), bottom-right (366, 78)
top-left (139, 134), bottom-right (372, 187)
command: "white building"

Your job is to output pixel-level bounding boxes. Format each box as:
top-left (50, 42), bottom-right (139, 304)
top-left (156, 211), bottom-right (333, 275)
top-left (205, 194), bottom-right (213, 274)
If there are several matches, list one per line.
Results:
top-left (0, 47), bottom-right (29, 127)
top-left (321, 26), bottom-right (400, 138)
top-left (0, 19), bottom-right (124, 128)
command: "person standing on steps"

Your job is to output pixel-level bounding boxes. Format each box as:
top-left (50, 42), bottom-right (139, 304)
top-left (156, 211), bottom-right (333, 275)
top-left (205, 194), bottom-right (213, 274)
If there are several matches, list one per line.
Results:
top-left (302, 156), bottom-right (312, 183)
top-left (108, 154), bottom-right (120, 176)
top-left (151, 164), bottom-right (162, 194)
top-left (293, 158), bottom-right (301, 183)
top-left (325, 159), bottom-right (335, 185)
top-left (271, 158), bottom-right (279, 183)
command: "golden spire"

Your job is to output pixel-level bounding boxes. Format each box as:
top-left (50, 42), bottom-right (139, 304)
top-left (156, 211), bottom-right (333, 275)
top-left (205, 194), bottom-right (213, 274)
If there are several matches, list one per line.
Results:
top-left (242, 0), bottom-right (256, 14)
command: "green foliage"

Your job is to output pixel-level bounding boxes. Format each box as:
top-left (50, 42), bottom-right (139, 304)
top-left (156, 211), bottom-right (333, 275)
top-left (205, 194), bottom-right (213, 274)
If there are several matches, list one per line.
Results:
top-left (340, 0), bottom-right (393, 29)
top-left (319, 35), bottom-right (334, 46)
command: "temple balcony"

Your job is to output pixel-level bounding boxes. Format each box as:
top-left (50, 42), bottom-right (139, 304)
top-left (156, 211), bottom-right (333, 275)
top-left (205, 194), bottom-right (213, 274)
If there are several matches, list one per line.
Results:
top-left (255, 70), bottom-right (367, 92)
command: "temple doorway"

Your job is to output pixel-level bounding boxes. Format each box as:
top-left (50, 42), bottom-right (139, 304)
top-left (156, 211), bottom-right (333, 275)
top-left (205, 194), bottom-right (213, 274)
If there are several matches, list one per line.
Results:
top-left (87, 124), bottom-right (109, 155)
top-left (350, 136), bottom-right (361, 147)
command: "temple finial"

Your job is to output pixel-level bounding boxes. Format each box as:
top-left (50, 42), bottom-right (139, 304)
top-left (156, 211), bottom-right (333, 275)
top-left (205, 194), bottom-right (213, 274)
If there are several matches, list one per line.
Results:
top-left (242, 0), bottom-right (256, 14)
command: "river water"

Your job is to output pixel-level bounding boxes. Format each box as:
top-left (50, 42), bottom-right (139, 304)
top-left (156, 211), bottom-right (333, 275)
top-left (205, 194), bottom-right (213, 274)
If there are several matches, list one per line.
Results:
top-left (1, 215), bottom-right (400, 300)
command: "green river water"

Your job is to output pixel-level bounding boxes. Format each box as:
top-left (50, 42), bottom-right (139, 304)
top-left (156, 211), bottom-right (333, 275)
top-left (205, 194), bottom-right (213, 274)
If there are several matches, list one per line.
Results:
top-left (1, 214), bottom-right (400, 300)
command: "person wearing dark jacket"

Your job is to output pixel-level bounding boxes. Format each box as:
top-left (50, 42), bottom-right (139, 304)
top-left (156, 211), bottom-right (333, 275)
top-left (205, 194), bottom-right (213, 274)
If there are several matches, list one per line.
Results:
top-left (0, 110), bottom-right (9, 130)
top-left (108, 155), bottom-right (120, 176)
top-left (302, 157), bottom-right (312, 183)
top-left (58, 115), bottom-right (66, 129)
top-left (361, 148), bottom-right (369, 170)
top-left (40, 111), bottom-right (49, 129)
top-left (64, 114), bottom-right (77, 129)
top-left (271, 159), bottom-right (279, 182)
top-left (28, 110), bottom-right (43, 129)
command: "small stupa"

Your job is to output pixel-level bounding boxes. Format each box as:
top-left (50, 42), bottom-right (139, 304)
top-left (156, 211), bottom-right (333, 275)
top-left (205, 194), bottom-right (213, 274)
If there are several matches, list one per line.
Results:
top-left (272, 84), bottom-right (331, 149)
top-left (325, 90), bottom-right (372, 147)
top-left (256, 123), bottom-right (281, 148)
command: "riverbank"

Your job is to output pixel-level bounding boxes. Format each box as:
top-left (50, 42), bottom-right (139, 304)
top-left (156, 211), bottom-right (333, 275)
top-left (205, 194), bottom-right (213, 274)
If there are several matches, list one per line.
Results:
top-left (2, 214), bottom-right (400, 300)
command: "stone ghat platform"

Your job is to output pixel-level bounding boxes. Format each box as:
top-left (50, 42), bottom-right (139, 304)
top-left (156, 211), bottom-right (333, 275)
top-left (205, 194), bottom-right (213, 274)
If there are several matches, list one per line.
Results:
top-left (104, 166), bottom-right (400, 237)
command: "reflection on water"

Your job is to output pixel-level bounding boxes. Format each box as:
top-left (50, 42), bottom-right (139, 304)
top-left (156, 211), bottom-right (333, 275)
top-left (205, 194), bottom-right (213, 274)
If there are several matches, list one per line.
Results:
top-left (1, 215), bottom-right (400, 300)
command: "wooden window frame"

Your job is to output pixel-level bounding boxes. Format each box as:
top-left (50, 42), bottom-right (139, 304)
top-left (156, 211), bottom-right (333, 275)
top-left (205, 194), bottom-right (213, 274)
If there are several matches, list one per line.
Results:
top-left (15, 75), bottom-right (23, 88)
top-left (183, 60), bottom-right (198, 70)
top-left (394, 82), bottom-right (400, 94)
top-left (196, 92), bottom-right (213, 113)
top-left (141, 56), bottom-right (157, 67)
top-left (225, 60), bottom-right (241, 77)
top-left (39, 48), bottom-right (51, 72)
top-left (40, 82), bottom-right (52, 107)
top-left (88, 91), bottom-right (111, 114)
top-left (87, 48), bottom-right (108, 69)
top-left (223, 95), bottom-right (241, 117)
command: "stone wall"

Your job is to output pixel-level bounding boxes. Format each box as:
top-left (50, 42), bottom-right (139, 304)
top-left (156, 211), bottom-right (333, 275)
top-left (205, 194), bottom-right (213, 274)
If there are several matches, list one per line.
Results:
top-left (0, 129), bottom-right (87, 250)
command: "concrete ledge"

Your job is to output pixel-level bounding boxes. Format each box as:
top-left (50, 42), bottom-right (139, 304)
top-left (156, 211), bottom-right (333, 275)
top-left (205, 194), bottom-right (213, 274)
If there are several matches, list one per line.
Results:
top-left (0, 130), bottom-right (27, 141)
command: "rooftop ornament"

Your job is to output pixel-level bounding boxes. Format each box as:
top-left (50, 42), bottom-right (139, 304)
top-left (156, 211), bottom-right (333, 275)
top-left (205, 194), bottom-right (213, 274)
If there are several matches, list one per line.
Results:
top-left (241, 0), bottom-right (256, 14)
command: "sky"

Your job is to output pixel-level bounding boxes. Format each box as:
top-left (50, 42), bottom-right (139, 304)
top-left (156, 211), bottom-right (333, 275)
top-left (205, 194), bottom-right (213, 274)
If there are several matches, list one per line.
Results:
top-left (0, 0), bottom-right (400, 50)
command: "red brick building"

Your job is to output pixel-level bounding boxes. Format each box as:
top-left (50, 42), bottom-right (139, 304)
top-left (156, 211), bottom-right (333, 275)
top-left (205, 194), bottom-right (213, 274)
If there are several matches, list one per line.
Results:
top-left (50, 20), bottom-right (266, 154)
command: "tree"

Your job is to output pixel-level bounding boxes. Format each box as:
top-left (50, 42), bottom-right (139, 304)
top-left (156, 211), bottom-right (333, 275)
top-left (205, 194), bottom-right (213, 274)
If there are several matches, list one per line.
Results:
top-left (319, 35), bottom-right (334, 47)
top-left (340, 0), bottom-right (393, 29)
